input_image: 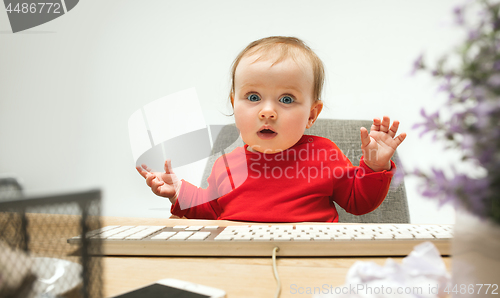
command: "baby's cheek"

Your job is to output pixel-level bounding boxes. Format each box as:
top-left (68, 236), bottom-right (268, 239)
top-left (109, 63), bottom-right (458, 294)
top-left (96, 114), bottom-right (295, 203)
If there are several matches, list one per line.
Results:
top-left (233, 111), bottom-right (248, 130)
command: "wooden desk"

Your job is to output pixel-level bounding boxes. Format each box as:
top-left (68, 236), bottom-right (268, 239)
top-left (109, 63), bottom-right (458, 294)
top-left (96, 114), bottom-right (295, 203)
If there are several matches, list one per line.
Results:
top-left (100, 217), bottom-right (452, 298)
top-left (14, 214), bottom-right (451, 298)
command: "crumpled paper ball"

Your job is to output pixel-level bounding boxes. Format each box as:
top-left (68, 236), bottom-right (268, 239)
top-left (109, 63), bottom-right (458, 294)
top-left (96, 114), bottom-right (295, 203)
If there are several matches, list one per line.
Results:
top-left (314, 242), bottom-right (450, 298)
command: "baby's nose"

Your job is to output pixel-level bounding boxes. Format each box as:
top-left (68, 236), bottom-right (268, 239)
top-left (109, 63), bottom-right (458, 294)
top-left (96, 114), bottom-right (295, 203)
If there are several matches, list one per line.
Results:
top-left (259, 109), bottom-right (277, 119)
top-left (259, 103), bottom-right (277, 119)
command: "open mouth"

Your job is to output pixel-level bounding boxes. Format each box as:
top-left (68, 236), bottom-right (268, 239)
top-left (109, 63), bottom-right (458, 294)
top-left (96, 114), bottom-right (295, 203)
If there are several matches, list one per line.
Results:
top-left (257, 128), bottom-right (278, 140)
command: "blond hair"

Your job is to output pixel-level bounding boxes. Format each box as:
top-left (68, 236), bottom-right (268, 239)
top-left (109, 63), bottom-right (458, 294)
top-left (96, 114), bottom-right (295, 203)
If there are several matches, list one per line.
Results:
top-left (230, 36), bottom-right (325, 105)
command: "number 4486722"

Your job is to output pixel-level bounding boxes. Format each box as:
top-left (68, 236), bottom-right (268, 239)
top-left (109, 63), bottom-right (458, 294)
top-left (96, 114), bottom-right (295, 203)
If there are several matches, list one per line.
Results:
top-left (5, 3), bottom-right (62, 14)
top-left (444, 284), bottom-right (499, 295)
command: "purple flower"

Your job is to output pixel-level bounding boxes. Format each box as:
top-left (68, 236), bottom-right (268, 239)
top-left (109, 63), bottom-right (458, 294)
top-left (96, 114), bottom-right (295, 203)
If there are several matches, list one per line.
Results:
top-left (470, 101), bottom-right (495, 128)
top-left (413, 108), bottom-right (440, 137)
top-left (478, 147), bottom-right (495, 164)
top-left (461, 134), bottom-right (475, 150)
top-left (453, 6), bottom-right (465, 25)
top-left (410, 53), bottom-right (424, 76)
top-left (472, 86), bottom-right (487, 100)
top-left (468, 29), bottom-right (480, 41)
top-left (448, 113), bottom-right (464, 133)
top-left (413, 0), bottom-right (500, 224)
top-left (494, 19), bottom-right (500, 31)
top-left (487, 74), bottom-right (500, 87)
top-left (437, 76), bottom-right (452, 93)
top-left (459, 175), bottom-right (490, 215)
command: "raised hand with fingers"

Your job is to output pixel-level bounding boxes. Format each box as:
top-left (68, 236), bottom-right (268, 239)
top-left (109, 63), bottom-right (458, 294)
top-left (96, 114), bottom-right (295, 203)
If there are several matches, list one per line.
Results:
top-left (360, 116), bottom-right (407, 172)
top-left (136, 159), bottom-right (182, 204)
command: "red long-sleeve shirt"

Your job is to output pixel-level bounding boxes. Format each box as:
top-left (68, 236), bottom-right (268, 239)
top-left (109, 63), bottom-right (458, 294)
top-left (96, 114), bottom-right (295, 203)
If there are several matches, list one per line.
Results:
top-left (171, 135), bottom-right (395, 222)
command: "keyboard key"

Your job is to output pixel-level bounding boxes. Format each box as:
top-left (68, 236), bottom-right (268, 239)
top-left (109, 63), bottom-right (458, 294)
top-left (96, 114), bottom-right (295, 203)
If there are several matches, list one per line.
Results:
top-left (125, 233), bottom-right (149, 240)
top-left (214, 235), bottom-right (233, 241)
top-left (273, 231), bottom-right (289, 237)
top-left (297, 225), bottom-right (316, 231)
top-left (313, 235), bottom-right (332, 241)
top-left (185, 226), bottom-right (203, 231)
top-left (151, 232), bottom-right (177, 240)
top-left (71, 225), bottom-right (120, 239)
top-left (108, 226), bottom-right (149, 240)
top-left (393, 233), bottom-right (415, 240)
top-left (373, 234), bottom-right (394, 240)
top-left (275, 235), bottom-right (292, 241)
top-left (125, 226), bottom-right (166, 240)
top-left (233, 237), bottom-right (253, 241)
top-left (435, 233), bottom-right (452, 239)
top-left (173, 225), bottom-right (188, 230)
top-left (92, 226), bottom-right (135, 239)
top-left (168, 232), bottom-right (194, 240)
top-left (81, 225), bottom-right (121, 238)
top-left (353, 234), bottom-right (374, 240)
top-left (145, 226), bottom-right (166, 232)
top-left (187, 232), bottom-right (211, 240)
top-left (250, 225), bottom-right (268, 229)
top-left (293, 234), bottom-right (313, 241)
top-left (253, 235), bottom-right (272, 241)
top-left (273, 225), bottom-right (294, 231)
top-left (331, 234), bottom-right (352, 240)
top-left (204, 226), bottom-right (219, 229)
top-left (413, 233), bottom-right (435, 239)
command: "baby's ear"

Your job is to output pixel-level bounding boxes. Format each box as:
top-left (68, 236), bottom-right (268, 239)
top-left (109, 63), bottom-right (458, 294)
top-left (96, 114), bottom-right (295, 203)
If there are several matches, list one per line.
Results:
top-left (307, 100), bottom-right (323, 129)
top-left (230, 93), bottom-right (235, 107)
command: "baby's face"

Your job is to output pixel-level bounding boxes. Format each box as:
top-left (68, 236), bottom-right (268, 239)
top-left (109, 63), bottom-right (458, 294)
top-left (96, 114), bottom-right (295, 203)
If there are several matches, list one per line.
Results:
top-left (232, 54), bottom-right (322, 153)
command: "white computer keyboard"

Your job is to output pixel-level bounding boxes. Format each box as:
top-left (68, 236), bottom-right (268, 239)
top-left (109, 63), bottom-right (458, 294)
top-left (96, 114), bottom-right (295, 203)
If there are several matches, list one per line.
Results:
top-left (67, 223), bottom-right (453, 256)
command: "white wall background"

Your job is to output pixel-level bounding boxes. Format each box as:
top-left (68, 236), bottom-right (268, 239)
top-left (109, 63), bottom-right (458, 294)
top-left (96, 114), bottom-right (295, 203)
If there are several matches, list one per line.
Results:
top-left (0, 0), bottom-right (465, 223)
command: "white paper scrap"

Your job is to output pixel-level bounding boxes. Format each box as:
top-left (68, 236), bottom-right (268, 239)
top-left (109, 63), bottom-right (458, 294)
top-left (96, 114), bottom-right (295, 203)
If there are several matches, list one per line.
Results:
top-left (313, 242), bottom-right (451, 298)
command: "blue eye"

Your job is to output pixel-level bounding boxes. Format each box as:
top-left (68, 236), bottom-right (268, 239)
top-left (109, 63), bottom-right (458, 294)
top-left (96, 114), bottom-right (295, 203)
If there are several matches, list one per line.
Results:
top-left (279, 96), bottom-right (294, 104)
top-left (247, 94), bottom-right (261, 102)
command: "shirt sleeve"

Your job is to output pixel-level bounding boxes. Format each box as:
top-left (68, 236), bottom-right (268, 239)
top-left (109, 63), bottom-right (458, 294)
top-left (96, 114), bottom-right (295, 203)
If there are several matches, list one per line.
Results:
top-left (331, 155), bottom-right (396, 216)
top-left (170, 180), bottom-right (222, 219)
top-left (170, 147), bottom-right (245, 220)
top-left (170, 156), bottom-right (223, 219)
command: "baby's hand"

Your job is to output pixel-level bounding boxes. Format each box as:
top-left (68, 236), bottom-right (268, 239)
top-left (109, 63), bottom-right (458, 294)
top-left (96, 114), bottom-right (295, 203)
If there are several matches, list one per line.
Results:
top-left (360, 116), bottom-right (406, 172)
top-left (136, 159), bottom-right (181, 204)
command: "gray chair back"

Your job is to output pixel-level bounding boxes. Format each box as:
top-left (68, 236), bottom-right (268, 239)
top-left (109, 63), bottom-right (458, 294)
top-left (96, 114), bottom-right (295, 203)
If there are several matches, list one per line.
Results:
top-left (201, 119), bottom-right (410, 223)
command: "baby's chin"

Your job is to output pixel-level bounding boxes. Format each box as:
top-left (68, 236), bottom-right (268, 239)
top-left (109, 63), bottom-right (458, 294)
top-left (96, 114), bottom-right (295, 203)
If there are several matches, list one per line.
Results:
top-left (246, 144), bottom-right (290, 154)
